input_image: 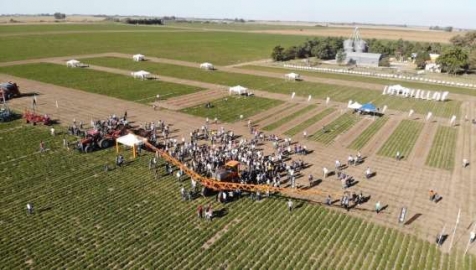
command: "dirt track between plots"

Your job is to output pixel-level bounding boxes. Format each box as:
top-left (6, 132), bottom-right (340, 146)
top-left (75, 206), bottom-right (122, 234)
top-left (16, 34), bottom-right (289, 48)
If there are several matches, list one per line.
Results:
top-left (2, 52), bottom-right (476, 253)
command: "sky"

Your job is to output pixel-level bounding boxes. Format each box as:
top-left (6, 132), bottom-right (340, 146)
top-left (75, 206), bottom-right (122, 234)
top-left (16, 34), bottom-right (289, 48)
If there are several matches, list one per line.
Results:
top-left (2, 0), bottom-right (475, 29)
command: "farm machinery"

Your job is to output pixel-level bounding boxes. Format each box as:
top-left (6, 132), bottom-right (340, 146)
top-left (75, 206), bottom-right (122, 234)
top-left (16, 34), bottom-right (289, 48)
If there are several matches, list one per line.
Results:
top-left (0, 82), bottom-right (21, 102)
top-left (0, 108), bottom-right (15, 122)
top-left (23, 110), bottom-right (51, 125)
top-left (77, 128), bottom-right (128, 152)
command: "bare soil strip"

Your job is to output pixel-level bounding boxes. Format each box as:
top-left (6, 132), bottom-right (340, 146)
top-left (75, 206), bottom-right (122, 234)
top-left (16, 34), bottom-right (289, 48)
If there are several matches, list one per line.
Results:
top-left (336, 116), bottom-right (375, 147)
top-left (360, 117), bottom-right (401, 156)
top-left (407, 121), bottom-right (438, 166)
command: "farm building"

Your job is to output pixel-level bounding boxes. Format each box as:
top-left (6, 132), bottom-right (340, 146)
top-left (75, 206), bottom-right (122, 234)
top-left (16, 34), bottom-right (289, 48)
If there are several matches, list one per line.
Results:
top-left (342, 52), bottom-right (382, 67)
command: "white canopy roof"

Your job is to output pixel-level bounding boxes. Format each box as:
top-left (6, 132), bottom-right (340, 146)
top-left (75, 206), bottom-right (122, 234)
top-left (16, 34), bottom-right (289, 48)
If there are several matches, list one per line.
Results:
top-left (285, 72), bottom-right (300, 79)
top-left (135, 70), bottom-right (151, 76)
top-left (348, 102), bottom-right (362, 109)
top-left (229, 85), bottom-right (248, 94)
top-left (133, 54), bottom-right (144, 58)
top-left (66, 59), bottom-right (80, 64)
top-left (116, 133), bottom-right (145, 147)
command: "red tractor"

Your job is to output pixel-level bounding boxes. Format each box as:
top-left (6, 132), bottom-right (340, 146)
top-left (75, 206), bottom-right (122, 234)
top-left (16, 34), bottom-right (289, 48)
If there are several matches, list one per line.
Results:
top-left (23, 110), bottom-right (51, 125)
top-left (0, 82), bottom-right (21, 102)
top-left (77, 128), bottom-right (127, 153)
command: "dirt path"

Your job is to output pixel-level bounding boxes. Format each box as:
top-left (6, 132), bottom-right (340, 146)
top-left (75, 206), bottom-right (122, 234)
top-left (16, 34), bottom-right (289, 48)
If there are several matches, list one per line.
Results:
top-left (250, 102), bottom-right (297, 124)
top-left (256, 102), bottom-right (315, 129)
top-left (407, 121), bottom-right (438, 166)
top-left (272, 105), bottom-right (330, 135)
top-left (336, 116), bottom-right (375, 148)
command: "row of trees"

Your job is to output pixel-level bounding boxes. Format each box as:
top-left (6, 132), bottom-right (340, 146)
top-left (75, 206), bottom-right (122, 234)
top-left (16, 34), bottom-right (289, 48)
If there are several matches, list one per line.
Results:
top-left (271, 31), bottom-right (476, 75)
top-left (124, 18), bottom-right (164, 25)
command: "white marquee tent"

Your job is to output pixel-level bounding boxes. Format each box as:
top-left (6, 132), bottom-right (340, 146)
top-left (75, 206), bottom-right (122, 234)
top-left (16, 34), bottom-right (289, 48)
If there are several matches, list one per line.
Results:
top-left (116, 133), bottom-right (146, 158)
top-left (229, 85), bottom-right (248, 95)
top-left (131, 70), bottom-right (151, 80)
top-left (133, 54), bottom-right (145, 62)
top-left (348, 102), bottom-right (362, 109)
top-left (66, 59), bottom-right (81, 68)
top-left (285, 72), bottom-right (301, 81)
top-left (200, 62), bottom-right (215, 70)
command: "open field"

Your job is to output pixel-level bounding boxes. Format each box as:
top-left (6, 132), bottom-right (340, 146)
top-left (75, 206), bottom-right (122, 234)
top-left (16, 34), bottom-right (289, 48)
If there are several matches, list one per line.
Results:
top-left (0, 23), bottom-right (171, 34)
top-left (0, 63), bottom-right (203, 103)
top-left (239, 65), bottom-right (476, 97)
top-left (310, 113), bottom-right (361, 145)
top-left (1, 119), bottom-right (474, 269)
top-left (377, 120), bottom-right (424, 160)
top-left (180, 95), bottom-right (283, 123)
top-left (425, 126), bottom-right (458, 170)
top-left (0, 31), bottom-right (305, 65)
top-left (79, 57), bottom-right (461, 118)
top-left (2, 22), bottom-right (476, 267)
top-left (349, 116), bottom-right (389, 150)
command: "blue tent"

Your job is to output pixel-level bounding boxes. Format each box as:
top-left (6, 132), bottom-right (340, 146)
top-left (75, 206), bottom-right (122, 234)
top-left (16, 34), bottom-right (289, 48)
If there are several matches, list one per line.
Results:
top-left (360, 103), bottom-right (378, 113)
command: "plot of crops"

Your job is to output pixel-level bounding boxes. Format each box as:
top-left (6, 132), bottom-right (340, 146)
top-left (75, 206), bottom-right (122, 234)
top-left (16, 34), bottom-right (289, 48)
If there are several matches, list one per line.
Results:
top-left (377, 120), bottom-right (424, 160)
top-left (1, 119), bottom-right (474, 269)
top-left (348, 116), bottom-right (389, 150)
top-left (425, 126), bottom-right (458, 170)
top-left (284, 107), bottom-right (335, 136)
top-left (262, 105), bottom-right (316, 131)
top-left (0, 63), bottom-right (203, 103)
top-left (82, 57), bottom-right (461, 118)
top-left (180, 96), bottom-right (282, 123)
top-left (310, 113), bottom-right (361, 145)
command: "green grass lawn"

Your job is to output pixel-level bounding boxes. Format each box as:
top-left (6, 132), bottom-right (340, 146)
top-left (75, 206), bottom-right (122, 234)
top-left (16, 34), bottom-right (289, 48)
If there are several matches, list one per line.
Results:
top-left (425, 126), bottom-right (457, 170)
top-left (238, 65), bottom-right (476, 97)
top-left (0, 63), bottom-right (203, 103)
top-left (377, 120), bottom-right (424, 160)
top-left (180, 95), bottom-right (283, 123)
top-left (1, 119), bottom-right (473, 268)
top-left (80, 57), bottom-right (461, 118)
top-left (262, 105), bottom-right (316, 131)
top-left (348, 116), bottom-right (389, 150)
top-left (0, 23), bottom-right (173, 34)
top-left (284, 107), bottom-right (335, 136)
top-left (310, 113), bottom-right (361, 145)
top-left (0, 30), bottom-right (306, 65)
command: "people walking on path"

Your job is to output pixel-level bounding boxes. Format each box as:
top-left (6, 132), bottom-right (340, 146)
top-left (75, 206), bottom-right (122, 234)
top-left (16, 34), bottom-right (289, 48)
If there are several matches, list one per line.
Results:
top-left (375, 201), bottom-right (381, 214)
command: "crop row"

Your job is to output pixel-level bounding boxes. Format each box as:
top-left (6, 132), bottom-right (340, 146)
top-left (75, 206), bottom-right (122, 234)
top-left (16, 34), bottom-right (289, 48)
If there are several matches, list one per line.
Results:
top-left (253, 103), bottom-right (298, 124)
top-left (79, 57), bottom-right (461, 118)
top-left (348, 116), bottom-right (389, 150)
top-left (180, 95), bottom-right (282, 123)
top-left (1, 119), bottom-right (474, 269)
top-left (425, 126), bottom-right (457, 170)
top-left (377, 120), bottom-right (424, 160)
top-left (310, 113), bottom-right (361, 145)
top-left (284, 107), bottom-right (335, 136)
top-left (262, 104), bottom-right (316, 131)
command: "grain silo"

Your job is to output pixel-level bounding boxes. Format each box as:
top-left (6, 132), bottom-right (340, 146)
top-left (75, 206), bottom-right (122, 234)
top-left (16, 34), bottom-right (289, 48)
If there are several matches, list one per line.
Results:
top-left (354, 40), bottom-right (368, 53)
top-left (344, 39), bottom-right (354, 52)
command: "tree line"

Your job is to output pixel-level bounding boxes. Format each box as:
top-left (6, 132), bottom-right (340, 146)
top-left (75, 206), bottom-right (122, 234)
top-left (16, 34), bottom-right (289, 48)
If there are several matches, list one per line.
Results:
top-left (124, 18), bottom-right (164, 25)
top-left (271, 31), bottom-right (476, 75)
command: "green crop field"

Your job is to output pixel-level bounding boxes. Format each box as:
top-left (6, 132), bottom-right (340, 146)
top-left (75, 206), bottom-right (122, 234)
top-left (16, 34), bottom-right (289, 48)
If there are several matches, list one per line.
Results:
top-left (425, 126), bottom-right (458, 170)
top-left (283, 107), bottom-right (336, 136)
top-left (238, 65), bottom-right (476, 97)
top-left (0, 30), bottom-right (306, 65)
top-left (0, 63), bottom-right (202, 103)
top-left (310, 113), bottom-right (361, 145)
top-left (348, 116), bottom-right (389, 150)
top-left (377, 120), bottom-right (424, 159)
top-left (1, 120), bottom-right (473, 269)
top-left (180, 95), bottom-right (283, 123)
top-left (0, 23), bottom-right (174, 34)
top-left (167, 22), bottom-right (320, 31)
top-left (253, 103), bottom-right (299, 124)
top-left (262, 105), bottom-right (316, 131)
top-left (79, 57), bottom-right (461, 118)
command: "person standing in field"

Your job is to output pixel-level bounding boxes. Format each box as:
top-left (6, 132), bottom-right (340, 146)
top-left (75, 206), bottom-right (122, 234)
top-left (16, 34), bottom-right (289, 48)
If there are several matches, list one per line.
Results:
top-left (197, 205), bottom-right (203, 219)
top-left (287, 199), bottom-right (293, 212)
top-left (375, 201), bottom-right (381, 214)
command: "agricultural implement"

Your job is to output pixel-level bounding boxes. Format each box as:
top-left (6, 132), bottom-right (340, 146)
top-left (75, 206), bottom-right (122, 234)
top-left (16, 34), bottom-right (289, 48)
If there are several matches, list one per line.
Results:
top-left (23, 110), bottom-right (51, 125)
top-left (0, 82), bottom-right (21, 102)
top-left (0, 108), bottom-right (15, 122)
top-left (77, 127), bottom-right (128, 153)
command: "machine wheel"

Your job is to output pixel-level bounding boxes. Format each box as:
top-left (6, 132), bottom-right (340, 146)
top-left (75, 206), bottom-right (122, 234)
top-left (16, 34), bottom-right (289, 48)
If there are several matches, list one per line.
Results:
top-left (84, 145), bottom-right (93, 153)
top-left (99, 139), bottom-right (111, 149)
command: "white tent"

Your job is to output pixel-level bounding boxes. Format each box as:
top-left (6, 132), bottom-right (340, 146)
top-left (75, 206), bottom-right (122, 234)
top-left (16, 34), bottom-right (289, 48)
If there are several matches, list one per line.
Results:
top-left (200, 62), bottom-right (214, 70)
top-left (133, 54), bottom-right (145, 62)
top-left (285, 72), bottom-right (301, 81)
top-left (116, 133), bottom-right (146, 158)
top-left (348, 102), bottom-right (362, 109)
top-left (229, 85), bottom-right (248, 95)
top-left (66, 59), bottom-right (80, 68)
top-left (131, 70), bottom-right (151, 80)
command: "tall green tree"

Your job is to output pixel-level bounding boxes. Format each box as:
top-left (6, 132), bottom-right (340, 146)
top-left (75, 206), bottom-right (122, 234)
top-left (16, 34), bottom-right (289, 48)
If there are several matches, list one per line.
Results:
top-left (336, 50), bottom-right (347, 65)
top-left (436, 47), bottom-right (469, 75)
top-left (414, 51), bottom-right (431, 69)
top-left (271, 46), bottom-right (285, 61)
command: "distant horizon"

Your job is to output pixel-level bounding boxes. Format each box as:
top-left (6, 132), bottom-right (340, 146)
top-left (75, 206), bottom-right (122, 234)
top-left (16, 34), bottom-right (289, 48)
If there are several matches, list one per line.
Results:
top-left (2, 13), bottom-right (473, 31)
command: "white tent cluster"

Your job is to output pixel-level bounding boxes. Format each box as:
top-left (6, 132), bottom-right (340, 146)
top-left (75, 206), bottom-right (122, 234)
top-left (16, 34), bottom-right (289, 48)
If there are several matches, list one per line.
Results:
top-left (283, 64), bottom-right (476, 89)
top-left (229, 85), bottom-right (248, 95)
top-left (131, 70), bottom-right (152, 80)
top-left (383, 85), bottom-right (449, 102)
top-left (66, 59), bottom-right (87, 68)
top-left (200, 62), bottom-right (215, 70)
top-left (132, 54), bottom-right (145, 62)
top-left (284, 72), bottom-right (301, 81)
